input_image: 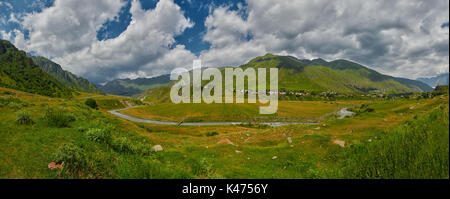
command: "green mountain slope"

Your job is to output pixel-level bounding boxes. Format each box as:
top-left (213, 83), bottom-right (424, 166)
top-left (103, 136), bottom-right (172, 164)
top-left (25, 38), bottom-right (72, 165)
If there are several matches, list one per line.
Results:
top-left (100, 74), bottom-right (171, 96)
top-left (0, 39), bottom-right (72, 97)
top-left (141, 54), bottom-right (432, 101)
top-left (242, 54), bottom-right (432, 93)
top-left (31, 56), bottom-right (102, 94)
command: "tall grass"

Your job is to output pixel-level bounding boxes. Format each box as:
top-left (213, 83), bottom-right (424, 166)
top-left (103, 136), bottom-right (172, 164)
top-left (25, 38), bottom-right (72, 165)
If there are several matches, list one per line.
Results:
top-left (15, 110), bottom-right (34, 125)
top-left (43, 108), bottom-right (75, 128)
top-left (336, 105), bottom-right (449, 179)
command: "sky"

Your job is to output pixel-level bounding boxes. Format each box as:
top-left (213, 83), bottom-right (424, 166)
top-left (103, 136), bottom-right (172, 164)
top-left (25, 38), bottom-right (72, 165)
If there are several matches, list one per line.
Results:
top-left (0, 0), bottom-right (449, 84)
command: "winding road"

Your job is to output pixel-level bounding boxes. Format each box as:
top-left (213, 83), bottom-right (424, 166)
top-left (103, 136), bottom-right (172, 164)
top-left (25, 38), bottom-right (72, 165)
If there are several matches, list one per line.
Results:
top-left (107, 106), bottom-right (320, 127)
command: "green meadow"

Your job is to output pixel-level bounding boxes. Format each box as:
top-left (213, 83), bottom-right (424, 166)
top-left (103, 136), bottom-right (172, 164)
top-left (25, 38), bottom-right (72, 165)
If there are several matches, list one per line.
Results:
top-left (1, 86), bottom-right (448, 179)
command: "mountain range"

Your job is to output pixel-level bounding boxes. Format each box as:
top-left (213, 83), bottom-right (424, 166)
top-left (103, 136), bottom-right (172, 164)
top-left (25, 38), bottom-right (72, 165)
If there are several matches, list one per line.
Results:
top-left (140, 54), bottom-right (432, 102)
top-left (0, 39), bottom-right (433, 98)
top-left (31, 56), bottom-right (103, 94)
top-left (243, 54), bottom-right (432, 93)
top-left (99, 74), bottom-right (171, 96)
top-left (417, 73), bottom-right (449, 88)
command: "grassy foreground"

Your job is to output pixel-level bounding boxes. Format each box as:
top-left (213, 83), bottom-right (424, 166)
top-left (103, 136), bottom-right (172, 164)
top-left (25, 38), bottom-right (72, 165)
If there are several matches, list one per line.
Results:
top-left (0, 86), bottom-right (448, 179)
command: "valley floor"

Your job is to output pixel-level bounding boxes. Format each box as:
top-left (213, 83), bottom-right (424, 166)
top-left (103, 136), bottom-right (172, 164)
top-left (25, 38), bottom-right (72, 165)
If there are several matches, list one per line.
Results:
top-left (0, 87), bottom-right (448, 179)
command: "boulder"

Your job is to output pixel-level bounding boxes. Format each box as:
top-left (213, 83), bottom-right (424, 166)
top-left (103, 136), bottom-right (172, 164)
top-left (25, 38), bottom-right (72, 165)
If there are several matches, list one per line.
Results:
top-left (333, 140), bottom-right (345, 147)
top-left (217, 138), bottom-right (235, 145)
top-left (152, 145), bottom-right (163, 152)
top-left (48, 162), bottom-right (63, 170)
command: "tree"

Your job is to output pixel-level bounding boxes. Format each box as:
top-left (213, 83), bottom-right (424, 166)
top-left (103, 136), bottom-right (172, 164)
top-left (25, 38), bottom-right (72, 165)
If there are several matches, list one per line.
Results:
top-left (85, 98), bottom-right (98, 109)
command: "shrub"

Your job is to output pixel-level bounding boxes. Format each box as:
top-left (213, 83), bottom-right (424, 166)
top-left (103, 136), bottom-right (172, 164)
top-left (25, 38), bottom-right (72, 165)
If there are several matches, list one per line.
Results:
top-left (85, 98), bottom-right (98, 109)
top-left (0, 97), bottom-right (29, 108)
top-left (52, 143), bottom-right (87, 174)
top-left (110, 137), bottom-right (152, 155)
top-left (15, 110), bottom-right (35, 125)
top-left (77, 126), bottom-right (88, 133)
top-left (86, 128), bottom-right (111, 143)
top-left (189, 158), bottom-right (223, 179)
top-left (43, 108), bottom-right (76, 128)
top-left (1, 91), bottom-right (13, 95)
top-left (205, 132), bottom-right (219, 137)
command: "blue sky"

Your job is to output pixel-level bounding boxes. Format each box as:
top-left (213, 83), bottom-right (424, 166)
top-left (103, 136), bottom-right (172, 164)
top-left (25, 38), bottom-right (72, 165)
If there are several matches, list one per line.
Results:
top-left (0, 0), bottom-right (448, 84)
top-left (1, 0), bottom-right (247, 56)
top-left (95, 0), bottom-right (236, 55)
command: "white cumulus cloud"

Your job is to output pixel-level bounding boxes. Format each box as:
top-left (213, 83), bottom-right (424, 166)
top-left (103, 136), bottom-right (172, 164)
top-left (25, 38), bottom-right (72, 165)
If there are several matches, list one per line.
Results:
top-left (201, 0), bottom-right (449, 79)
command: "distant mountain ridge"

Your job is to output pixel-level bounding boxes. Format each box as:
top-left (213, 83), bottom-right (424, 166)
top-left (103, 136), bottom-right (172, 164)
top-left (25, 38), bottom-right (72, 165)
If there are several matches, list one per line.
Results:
top-left (417, 73), bottom-right (449, 88)
top-left (0, 39), bottom-right (72, 97)
top-left (31, 56), bottom-right (102, 94)
top-left (100, 74), bottom-right (171, 96)
top-left (295, 57), bottom-right (432, 92)
top-left (245, 54), bottom-right (432, 93)
top-left (141, 54), bottom-right (432, 101)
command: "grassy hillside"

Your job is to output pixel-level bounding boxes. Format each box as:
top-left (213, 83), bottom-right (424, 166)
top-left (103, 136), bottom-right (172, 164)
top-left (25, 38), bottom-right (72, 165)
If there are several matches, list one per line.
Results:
top-left (31, 56), bottom-right (102, 94)
top-left (100, 75), bottom-right (170, 96)
top-left (1, 86), bottom-right (448, 179)
top-left (335, 103), bottom-right (449, 179)
top-left (244, 54), bottom-right (431, 93)
top-left (0, 40), bottom-right (72, 98)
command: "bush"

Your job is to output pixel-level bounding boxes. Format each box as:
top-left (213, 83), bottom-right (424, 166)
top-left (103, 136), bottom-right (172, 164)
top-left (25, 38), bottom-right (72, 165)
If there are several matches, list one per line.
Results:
top-left (1, 90), bottom-right (13, 95)
top-left (0, 97), bottom-right (29, 108)
top-left (85, 98), bottom-right (98, 109)
top-left (15, 110), bottom-right (35, 125)
top-left (205, 132), bottom-right (219, 137)
top-left (86, 128), bottom-right (111, 143)
top-left (43, 108), bottom-right (76, 128)
top-left (52, 143), bottom-right (87, 174)
top-left (189, 158), bottom-right (223, 179)
top-left (110, 137), bottom-right (152, 155)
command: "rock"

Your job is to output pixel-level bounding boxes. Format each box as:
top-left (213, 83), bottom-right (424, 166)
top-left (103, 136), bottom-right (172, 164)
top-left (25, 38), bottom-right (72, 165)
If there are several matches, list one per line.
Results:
top-left (272, 156), bottom-right (278, 160)
top-left (314, 127), bottom-right (321, 130)
top-left (333, 140), bottom-right (345, 147)
top-left (48, 162), bottom-right (63, 170)
top-left (287, 137), bottom-right (292, 144)
top-left (217, 138), bottom-right (235, 145)
top-left (152, 145), bottom-right (163, 152)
